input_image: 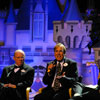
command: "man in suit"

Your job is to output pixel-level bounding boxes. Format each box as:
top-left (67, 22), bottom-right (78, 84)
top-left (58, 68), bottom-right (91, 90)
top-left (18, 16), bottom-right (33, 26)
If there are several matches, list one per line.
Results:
top-left (34, 43), bottom-right (81, 100)
top-left (68, 76), bottom-right (100, 100)
top-left (0, 49), bottom-right (34, 100)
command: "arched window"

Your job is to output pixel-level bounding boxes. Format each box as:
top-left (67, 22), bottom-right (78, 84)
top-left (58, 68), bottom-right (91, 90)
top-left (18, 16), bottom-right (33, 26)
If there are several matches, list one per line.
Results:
top-left (65, 36), bottom-right (70, 48)
top-left (58, 36), bottom-right (64, 44)
top-left (74, 36), bottom-right (79, 48)
top-left (81, 36), bottom-right (86, 48)
top-left (33, 13), bottom-right (44, 40)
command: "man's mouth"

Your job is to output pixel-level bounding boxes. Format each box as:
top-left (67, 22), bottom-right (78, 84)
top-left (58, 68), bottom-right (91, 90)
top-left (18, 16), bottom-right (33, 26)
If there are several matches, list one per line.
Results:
top-left (57, 55), bottom-right (61, 58)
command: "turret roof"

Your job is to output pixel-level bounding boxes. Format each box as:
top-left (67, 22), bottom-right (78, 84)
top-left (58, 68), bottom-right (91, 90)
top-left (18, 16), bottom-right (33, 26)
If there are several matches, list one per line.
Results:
top-left (62, 0), bottom-right (83, 21)
top-left (6, 0), bottom-right (16, 23)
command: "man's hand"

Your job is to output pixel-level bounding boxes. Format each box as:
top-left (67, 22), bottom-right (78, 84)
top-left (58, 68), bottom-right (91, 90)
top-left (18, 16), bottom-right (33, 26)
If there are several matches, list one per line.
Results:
top-left (3, 84), bottom-right (9, 87)
top-left (56, 72), bottom-right (66, 79)
top-left (98, 73), bottom-right (100, 79)
top-left (3, 83), bottom-right (16, 88)
top-left (8, 83), bottom-right (16, 88)
top-left (47, 64), bottom-right (55, 73)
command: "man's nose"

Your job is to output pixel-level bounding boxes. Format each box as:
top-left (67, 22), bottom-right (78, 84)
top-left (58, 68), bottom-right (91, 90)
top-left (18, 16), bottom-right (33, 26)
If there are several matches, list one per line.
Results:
top-left (57, 51), bottom-right (61, 54)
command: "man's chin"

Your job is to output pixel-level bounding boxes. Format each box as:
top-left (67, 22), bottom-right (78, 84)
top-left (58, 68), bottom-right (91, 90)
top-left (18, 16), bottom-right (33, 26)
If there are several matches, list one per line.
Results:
top-left (18, 63), bottom-right (23, 66)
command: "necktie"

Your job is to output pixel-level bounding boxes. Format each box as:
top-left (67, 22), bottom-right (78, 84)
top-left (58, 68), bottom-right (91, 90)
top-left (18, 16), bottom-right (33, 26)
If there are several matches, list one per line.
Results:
top-left (53, 62), bottom-right (61, 91)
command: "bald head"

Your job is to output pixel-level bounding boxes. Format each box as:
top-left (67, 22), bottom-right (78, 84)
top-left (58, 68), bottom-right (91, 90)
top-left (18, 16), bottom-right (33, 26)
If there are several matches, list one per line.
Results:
top-left (14, 49), bottom-right (25, 57)
top-left (13, 49), bottom-right (25, 66)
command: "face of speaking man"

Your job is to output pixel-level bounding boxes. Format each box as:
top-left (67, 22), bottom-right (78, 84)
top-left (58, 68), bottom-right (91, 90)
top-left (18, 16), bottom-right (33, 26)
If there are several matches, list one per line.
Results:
top-left (54, 46), bottom-right (65, 62)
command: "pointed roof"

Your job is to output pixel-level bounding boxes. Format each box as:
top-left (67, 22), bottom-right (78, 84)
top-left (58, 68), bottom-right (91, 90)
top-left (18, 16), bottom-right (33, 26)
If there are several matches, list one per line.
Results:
top-left (34, 0), bottom-right (44, 13)
top-left (16, 0), bottom-right (70, 30)
top-left (6, 0), bottom-right (16, 23)
top-left (62, 0), bottom-right (83, 21)
top-left (47, 0), bottom-right (69, 29)
top-left (16, 0), bottom-right (36, 30)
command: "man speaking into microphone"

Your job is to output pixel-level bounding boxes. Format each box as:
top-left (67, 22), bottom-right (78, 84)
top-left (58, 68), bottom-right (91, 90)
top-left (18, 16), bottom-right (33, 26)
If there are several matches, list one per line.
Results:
top-left (34, 43), bottom-right (80, 100)
top-left (0, 49), bottom-right (34, 100)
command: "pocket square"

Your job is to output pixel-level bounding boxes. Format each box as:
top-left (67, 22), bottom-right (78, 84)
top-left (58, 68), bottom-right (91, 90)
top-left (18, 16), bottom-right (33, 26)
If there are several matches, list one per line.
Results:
top-left (14, 68), bottom-right (20, 73)
top-left (21, 69), bottom-right (26, 72)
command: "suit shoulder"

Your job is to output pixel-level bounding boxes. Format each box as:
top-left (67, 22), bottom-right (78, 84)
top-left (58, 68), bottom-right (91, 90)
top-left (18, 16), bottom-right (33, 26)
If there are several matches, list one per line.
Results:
top-left (3, 64), bottom-right (14, 69)
top-left (24, 64), bottom-right (34, 70)
top-left (65, 58), bottom-right (76, 63)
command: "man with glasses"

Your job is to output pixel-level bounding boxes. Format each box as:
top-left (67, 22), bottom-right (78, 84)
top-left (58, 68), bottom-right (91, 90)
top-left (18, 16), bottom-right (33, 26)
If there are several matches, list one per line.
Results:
top-left (0, 49), bottom-right (34, 100)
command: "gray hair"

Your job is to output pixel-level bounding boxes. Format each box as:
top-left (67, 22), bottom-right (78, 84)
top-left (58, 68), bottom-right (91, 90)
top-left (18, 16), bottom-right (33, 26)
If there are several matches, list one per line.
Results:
top-left (54, 43), bottom-right (66, 54)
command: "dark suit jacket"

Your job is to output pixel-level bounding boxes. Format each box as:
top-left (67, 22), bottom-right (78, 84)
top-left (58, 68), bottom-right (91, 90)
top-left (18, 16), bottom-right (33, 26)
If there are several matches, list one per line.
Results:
top-left (43, 57), bottom-right (78, 91)
top-left (0, 63), bottom-right (34, 100)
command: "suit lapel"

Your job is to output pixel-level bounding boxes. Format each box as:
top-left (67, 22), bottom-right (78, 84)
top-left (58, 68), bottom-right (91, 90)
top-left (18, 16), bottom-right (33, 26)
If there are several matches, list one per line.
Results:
top-left (7, 65), bottom-right (15, 77)
top-left (9, 65), bottom-right (15, 70)
top-left (61, 58), bottom-right (69, 73)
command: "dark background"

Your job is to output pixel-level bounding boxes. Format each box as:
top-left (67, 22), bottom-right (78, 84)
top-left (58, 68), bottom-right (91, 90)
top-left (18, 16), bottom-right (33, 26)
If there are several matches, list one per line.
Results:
top-left (0, 0), bottom-right (100, 13)
top-left (77, 0), bottom-right (100, 13)
top-left (0, 0), bottom-right (22, 10)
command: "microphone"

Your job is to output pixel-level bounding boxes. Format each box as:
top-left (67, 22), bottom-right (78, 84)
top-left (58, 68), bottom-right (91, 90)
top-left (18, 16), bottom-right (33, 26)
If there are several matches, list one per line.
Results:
top-left (47, 61), bottom-right (56, 73)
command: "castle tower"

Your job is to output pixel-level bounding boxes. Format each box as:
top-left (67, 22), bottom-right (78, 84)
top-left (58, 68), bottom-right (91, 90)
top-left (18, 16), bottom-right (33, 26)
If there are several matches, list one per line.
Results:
top-left (33, 0), bottom-right (45, 41)
top-left (53, 0), bottom-right (92, 77)
top-left (30, 0), bottom-right (34, 42)
top-left (44, 0), bottom-right (48, 41)
top-left (0, 11), bottom-right (6, 44)
top-left (53, 0), bottom-right (92, 49)
top-left (5, 0), bottom-right (17, 46)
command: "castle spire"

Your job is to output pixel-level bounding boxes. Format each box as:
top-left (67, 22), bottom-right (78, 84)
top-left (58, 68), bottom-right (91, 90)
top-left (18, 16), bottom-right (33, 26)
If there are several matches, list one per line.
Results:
top-left (62, 0), bottom-right (82, 21)
top-left (34, 0), bottom-right (44, 12)
top-left (5, 0), bottom-right (17, 46)
top-left (16, 0), bottom-right (31, 30)
top-left (6, 0), bottom-right (16, 23)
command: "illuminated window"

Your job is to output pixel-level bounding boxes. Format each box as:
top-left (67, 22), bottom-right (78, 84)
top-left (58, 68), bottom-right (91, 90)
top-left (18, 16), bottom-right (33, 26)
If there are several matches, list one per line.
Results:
top-left (33, 13), bottom-right (44, 39)
top-left (65, 36), bottom-right (70, 48)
